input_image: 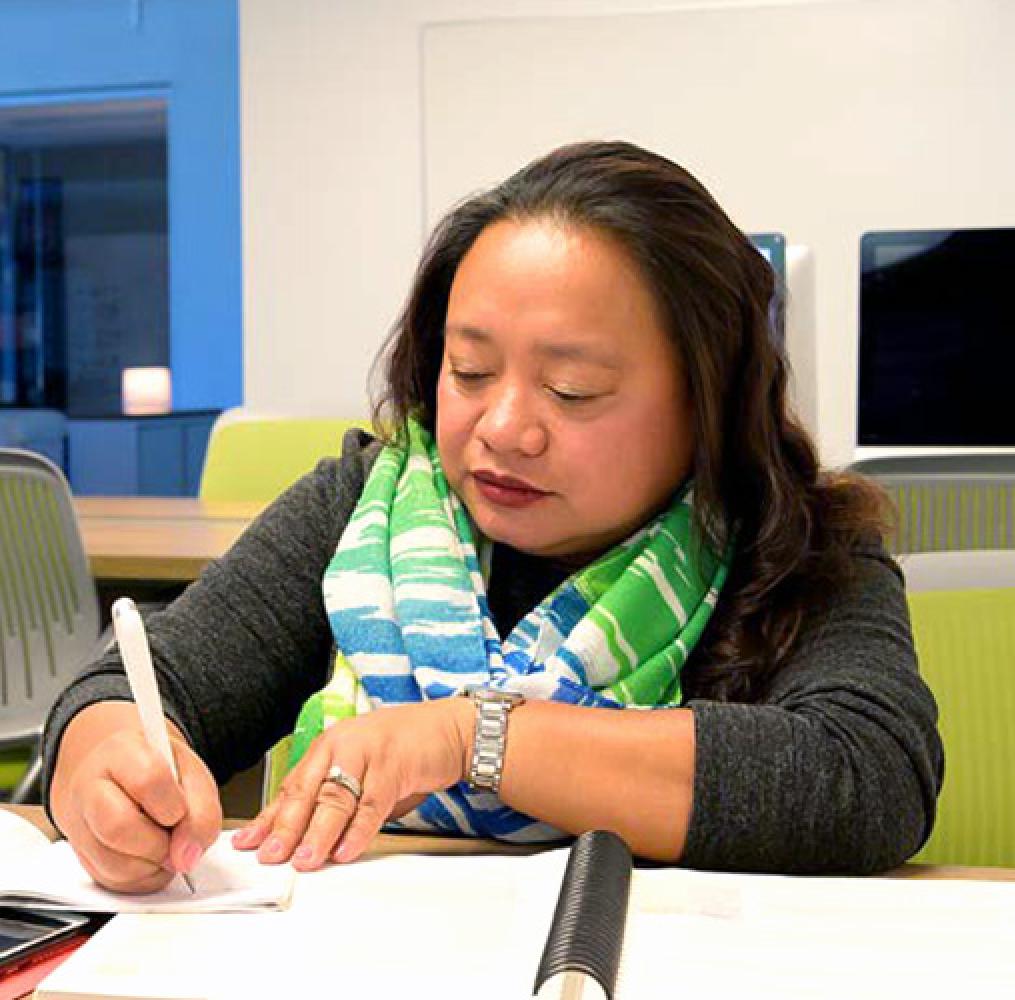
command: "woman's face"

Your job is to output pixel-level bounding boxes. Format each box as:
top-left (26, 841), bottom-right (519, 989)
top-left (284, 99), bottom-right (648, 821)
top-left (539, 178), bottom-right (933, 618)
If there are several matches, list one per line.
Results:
top-left (436, 218), bottom-right (694, 563)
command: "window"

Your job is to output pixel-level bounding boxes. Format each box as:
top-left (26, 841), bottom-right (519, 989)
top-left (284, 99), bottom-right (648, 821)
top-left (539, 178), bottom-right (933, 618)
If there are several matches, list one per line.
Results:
top-left (0, 97), bottom-right (168, 416)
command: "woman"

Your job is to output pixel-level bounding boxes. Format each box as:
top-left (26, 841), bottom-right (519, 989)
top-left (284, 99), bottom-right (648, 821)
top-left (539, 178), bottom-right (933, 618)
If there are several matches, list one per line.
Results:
top-left (43, 141), bottom-right (942, 892)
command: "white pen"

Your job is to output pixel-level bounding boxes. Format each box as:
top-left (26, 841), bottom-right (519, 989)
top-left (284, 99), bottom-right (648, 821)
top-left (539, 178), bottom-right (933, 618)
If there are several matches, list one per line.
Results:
top-left (111, 597), bottom-right (197, 895)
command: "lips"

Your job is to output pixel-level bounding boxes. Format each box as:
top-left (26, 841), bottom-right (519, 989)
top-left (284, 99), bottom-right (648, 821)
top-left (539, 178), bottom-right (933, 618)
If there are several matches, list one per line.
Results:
top-left (471, 469), bottom-right (550, 508)
top-left (473, 470), bottom-right (545, 492)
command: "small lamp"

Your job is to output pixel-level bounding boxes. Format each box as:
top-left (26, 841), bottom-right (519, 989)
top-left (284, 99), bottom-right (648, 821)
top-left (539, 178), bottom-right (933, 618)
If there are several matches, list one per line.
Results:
top-left (122, 366), bottom-right (172, 416)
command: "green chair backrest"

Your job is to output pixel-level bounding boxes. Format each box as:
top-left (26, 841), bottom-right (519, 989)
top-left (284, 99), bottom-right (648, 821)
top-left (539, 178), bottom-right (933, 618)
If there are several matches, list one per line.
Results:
top-left (908, 587), bottom-right (1015, 867)
top-left (199, 416), bottom-right (369, 503)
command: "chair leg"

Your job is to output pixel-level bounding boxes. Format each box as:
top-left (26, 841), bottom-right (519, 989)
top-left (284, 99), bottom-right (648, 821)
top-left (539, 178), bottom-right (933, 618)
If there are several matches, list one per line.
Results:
top-left (11, 753), bottom-right (44, 805)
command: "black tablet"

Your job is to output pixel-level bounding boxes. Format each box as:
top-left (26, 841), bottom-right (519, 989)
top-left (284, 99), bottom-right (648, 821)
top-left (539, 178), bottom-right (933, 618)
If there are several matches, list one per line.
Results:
top-left (0, 906), bottom-right (91, 973)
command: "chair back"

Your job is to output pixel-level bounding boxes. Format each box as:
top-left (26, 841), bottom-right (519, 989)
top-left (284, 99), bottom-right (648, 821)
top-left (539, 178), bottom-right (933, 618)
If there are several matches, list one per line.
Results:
top-left (884, 477), bottom-right (1015, 553)
top-left (199, 411), bottom-right (369, 503)
top-left (262, 737), bottom-right (291, 806)
top-left (0, 449), bottom-right (99, 743)
top-left (901, 548), bottom-right (1015, 592)
top-left (908, 584), bottom-right (1015, 867)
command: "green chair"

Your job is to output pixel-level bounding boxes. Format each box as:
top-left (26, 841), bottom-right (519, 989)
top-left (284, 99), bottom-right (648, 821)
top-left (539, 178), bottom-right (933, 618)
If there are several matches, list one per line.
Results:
top-left (908, 585), bottom-right (1015, 867)
top-left (199, 412), bottom-right (370, 503)
top-left (263, 739), bottom-right (290, 806)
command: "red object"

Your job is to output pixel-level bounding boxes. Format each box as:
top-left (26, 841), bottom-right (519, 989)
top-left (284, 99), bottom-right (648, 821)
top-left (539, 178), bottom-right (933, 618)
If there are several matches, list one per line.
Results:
top-left (0, 933), bottom-right (90, 1000)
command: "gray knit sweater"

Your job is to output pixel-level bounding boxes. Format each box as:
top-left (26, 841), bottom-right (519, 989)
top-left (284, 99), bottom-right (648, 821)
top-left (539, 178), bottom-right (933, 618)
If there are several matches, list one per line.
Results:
top-left (42, 430), bottom-right (943, 874)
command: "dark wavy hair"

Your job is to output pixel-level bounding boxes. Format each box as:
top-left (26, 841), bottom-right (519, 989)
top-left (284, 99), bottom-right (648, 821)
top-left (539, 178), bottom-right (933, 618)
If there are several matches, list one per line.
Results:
top-left (372, 140), bottom-right (888, 702)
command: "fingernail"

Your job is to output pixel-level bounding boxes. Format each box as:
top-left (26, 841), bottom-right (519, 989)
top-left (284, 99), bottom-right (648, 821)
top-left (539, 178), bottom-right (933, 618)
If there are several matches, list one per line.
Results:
top-left (262, 836), bottom-right (284, 860)
top-left (294, 845), bottom-right (313, 863)
top-left (232, 824), bottom-right (259, 848)
top-left (180, 841), bottom-right (201, 872)
top-left (333, 842), bottom-right (348, 862)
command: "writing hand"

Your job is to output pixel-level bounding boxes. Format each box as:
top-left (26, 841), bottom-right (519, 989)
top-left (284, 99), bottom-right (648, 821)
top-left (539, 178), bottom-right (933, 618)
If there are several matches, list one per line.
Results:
top-left (232, 698), bottom-right (472, 870)
top-left (51, 702), bottom-right (222, 893)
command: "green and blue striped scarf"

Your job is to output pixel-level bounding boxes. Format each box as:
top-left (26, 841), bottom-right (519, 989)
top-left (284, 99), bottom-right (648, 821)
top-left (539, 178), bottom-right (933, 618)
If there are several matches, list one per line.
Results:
top-left (288, 419), bottom-right (732, 841)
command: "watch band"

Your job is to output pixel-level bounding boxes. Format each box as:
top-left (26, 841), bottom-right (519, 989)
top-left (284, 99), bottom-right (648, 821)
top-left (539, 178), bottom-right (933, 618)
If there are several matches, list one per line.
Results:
top-left (465, 687), bottom-right (525, 794)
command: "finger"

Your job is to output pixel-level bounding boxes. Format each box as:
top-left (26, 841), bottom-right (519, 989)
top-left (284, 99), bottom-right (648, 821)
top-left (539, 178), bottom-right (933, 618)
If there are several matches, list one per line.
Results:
top-left (330, 766), bottom-right (392, 865)
top-left (232, 800), bottom-right (279, 851)
top-left (168, 745), bottom-right (224, 874)
top-left (110, 743), bottom-right (189, 830)
top-left (81, 775), bottom-right (173, 866)
top-left (69, 802), bottom-right (172, 893)
top-left (256, 746), bottom-right (333, 864)
top-left (291, 769), bottom-right (371, 872)
top-left (78, 835), bottom-right (171, 893)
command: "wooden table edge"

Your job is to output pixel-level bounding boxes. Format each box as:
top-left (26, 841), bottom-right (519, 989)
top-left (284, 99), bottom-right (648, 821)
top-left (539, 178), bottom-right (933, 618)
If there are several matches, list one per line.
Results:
top-left (7, 806), bottom-right (1015, 878)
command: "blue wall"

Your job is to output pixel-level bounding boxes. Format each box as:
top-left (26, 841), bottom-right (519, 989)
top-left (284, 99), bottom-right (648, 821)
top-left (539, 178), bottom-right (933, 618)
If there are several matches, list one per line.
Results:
top-left (0, 0), bottom-right (242, 413)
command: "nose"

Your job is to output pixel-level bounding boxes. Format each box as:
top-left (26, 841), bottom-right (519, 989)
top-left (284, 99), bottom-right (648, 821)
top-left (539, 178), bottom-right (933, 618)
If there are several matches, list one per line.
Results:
top-left (475, 380), bottom-right (548, 457)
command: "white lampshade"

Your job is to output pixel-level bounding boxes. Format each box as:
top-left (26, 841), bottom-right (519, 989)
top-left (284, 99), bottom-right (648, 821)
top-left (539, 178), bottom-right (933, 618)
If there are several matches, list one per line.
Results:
top-left (122, 366), bottom-right (172, 416)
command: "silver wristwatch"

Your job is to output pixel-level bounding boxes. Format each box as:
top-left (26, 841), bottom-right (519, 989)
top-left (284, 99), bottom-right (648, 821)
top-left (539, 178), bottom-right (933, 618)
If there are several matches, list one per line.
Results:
top-left (463, 686), bottom-right (526, 794)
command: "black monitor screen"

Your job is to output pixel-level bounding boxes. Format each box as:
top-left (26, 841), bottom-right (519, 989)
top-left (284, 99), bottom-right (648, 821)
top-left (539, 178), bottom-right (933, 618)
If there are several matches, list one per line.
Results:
top-left (858, 228), bottom-right (1015, 446)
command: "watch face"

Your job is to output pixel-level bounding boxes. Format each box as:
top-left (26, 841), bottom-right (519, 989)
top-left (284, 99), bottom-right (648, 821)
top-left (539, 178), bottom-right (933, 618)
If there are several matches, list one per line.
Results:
top-left (465, 685), bottom-right (525, 706)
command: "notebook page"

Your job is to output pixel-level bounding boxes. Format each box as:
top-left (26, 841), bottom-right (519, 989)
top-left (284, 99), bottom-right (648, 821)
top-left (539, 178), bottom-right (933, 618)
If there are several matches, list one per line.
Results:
top-left (36, 913), bottom-right (234, 1000)
top-left (0, 806), bottom-right (52, 855)
top-left (38, 847), bottom-right (573, 1000)
top-left (617, 868), bottom-right (1015, 999)
top-left (0, 831), bottom-right (294, 914)
top-left (265, 848), bottom-right (571, 1000)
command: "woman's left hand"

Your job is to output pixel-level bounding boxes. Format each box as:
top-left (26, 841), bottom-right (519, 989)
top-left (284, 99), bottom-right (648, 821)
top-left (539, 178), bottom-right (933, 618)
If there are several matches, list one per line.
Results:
top-left (231, 698), bottom-right (473, 870)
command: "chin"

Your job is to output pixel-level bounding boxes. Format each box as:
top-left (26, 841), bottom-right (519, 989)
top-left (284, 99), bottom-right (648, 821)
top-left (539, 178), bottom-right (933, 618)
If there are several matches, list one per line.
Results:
top-left (463, 488), bottom-right (594, 559)
top-left (471, 511), bottom-right (555, 555)
top-left (480, 521), bottom-right (586, 562)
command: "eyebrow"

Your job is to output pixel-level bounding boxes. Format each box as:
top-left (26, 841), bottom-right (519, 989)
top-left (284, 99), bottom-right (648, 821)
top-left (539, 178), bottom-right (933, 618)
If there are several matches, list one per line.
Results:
top-left (444, 324), bottom-right (623, 370)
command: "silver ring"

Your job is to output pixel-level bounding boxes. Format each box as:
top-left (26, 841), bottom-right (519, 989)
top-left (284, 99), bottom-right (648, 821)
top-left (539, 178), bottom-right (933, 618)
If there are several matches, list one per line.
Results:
top-left (324, 764), bottom-right (362, 801)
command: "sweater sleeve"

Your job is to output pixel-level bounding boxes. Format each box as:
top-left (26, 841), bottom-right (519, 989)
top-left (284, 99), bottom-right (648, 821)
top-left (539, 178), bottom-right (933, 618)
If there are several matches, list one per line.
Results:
top-left (681, 545), bottom-right (944, 875)
top-left (41, 430), bottom-right (380, 810)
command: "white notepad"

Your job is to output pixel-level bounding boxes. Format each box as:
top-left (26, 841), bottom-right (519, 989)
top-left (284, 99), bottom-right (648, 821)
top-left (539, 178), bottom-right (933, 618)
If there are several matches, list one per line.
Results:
top-left (0, 810), bottom-right (293, 914)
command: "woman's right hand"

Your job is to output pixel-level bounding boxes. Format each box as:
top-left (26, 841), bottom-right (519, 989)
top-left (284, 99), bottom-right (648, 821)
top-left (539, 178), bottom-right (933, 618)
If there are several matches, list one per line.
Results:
top-left (49, 701), bottom-right (222, 894)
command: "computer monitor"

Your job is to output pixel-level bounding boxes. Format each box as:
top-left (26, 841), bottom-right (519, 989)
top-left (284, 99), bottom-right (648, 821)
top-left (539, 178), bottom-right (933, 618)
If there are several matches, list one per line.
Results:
top-left (748, 232), bottom-right (786, 344)
top-left (858, 228), bottom-right (1015, 447)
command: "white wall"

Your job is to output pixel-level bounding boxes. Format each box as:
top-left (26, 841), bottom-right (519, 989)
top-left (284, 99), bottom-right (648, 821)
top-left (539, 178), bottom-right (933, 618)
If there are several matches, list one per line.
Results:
top-left (239, 0), bottom-right (1015, 465)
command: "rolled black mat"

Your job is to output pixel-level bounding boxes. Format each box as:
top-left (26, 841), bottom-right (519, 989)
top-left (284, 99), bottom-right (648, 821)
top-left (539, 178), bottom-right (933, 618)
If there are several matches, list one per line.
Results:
top-left (533, 830), bottom-right (633, 999)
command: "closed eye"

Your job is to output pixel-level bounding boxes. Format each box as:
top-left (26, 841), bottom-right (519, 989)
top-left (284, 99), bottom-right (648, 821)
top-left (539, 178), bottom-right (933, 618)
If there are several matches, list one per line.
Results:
top-left (451, 369), bottom-right (492, 384)
top-left (548, 386), bottom-right (600, 403)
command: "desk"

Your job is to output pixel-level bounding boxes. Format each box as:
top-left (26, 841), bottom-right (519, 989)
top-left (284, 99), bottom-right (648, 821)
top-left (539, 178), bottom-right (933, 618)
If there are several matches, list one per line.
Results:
top-left (74, 497), bottom-right (266, 583)
top-left (8, 807), bottom-right (1015, 999)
